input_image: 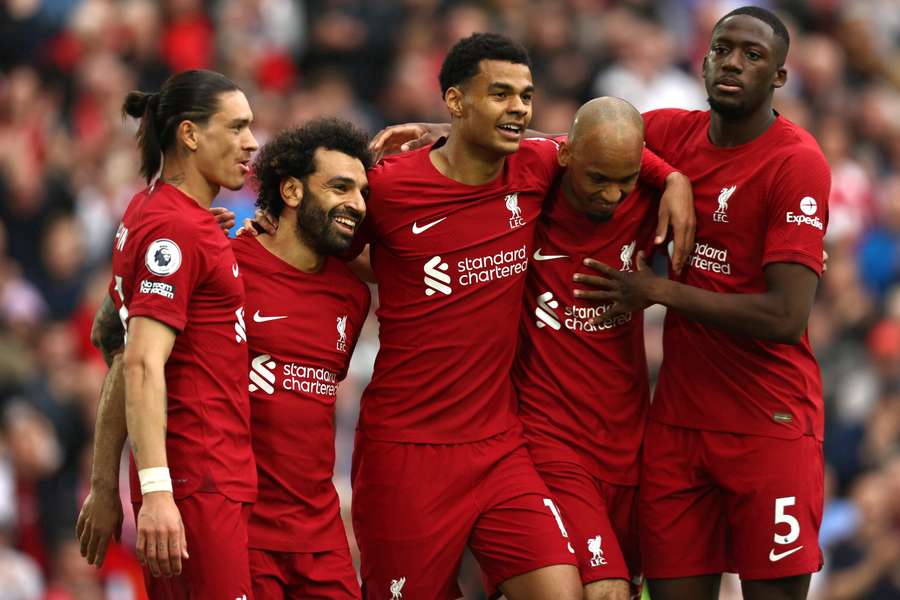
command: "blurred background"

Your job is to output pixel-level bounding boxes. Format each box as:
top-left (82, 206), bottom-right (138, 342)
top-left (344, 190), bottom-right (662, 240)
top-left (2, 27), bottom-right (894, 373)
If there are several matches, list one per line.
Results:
top-left (0, 0), bottom-right (897, 598)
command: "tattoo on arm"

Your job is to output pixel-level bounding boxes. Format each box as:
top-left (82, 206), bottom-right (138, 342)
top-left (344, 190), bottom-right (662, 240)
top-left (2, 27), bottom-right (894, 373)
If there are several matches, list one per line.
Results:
top-left (91, 296), bottom-right (125, 367)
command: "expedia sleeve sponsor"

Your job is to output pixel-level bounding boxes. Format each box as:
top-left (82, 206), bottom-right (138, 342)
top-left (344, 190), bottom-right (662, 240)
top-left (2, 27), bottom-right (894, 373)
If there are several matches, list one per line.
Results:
top-left (139, 279), bottom-right (175, 299)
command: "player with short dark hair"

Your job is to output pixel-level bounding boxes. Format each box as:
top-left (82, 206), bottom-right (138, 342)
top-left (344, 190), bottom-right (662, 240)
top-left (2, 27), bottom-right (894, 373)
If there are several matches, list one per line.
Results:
top-left (576, 7), bottom-right (830, 600)
top-left (237, 118), bottom-right (371, 600)
top-left (81, 69), bottom-right (260, 598)
top-left (348, 32), bottom-right (690, 600)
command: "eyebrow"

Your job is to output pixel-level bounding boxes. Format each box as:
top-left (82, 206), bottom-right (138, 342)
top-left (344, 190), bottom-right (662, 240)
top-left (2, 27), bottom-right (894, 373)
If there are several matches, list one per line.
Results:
top-left (488, 82), bottom-right (535, 94)
top-left (228, 117), bottom-right (252, 128)
top-left (326, 176), bottom-right (363, 187)
top-left (588, 169), bottom-right (640, 182)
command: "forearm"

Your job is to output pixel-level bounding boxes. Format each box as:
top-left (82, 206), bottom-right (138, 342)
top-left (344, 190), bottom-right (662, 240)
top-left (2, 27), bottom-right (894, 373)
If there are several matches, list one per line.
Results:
top-left (124, 351), bottom-right (169, 470)
top-left (90, 353), bottom-right (128, 491)
top-left (648, 279), bottom-right (803, 343)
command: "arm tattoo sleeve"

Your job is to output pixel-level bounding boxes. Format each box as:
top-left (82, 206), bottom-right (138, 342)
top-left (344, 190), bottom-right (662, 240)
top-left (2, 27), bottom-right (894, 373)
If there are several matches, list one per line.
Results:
top-left (91, 295), bottom-right (125, 367)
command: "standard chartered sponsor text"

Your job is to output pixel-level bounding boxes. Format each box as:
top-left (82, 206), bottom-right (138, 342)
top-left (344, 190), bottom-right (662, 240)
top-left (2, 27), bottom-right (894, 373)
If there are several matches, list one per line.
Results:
top-left (565, 304), bottom-right (631, 332)
top-left (690, 242), bottom-right (731, 275)
top-left (282, 363), bottom-right (338, 397)
top-left (457, 244), bottom-right (528, 286)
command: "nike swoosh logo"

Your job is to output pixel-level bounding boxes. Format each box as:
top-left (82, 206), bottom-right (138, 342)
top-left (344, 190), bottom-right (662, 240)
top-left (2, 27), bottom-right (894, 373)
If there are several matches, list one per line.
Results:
top-left (533, 248), bottom-right (569, 261)
top-left (412, 218), bottom-right (447, 234)
top-left (253, 310), bottom-right (287, 323)
top-left (769, 546), bottom-right (803, 562)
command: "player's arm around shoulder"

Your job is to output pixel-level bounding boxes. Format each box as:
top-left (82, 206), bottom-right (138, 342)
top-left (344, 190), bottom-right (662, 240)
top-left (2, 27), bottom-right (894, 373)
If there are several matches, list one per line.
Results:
top-left (77, 294), bottom-right (129, 567)
top-left (123, 316), bottom-right (188, 578)
top-left (575, 251), bottom-right (820, 344)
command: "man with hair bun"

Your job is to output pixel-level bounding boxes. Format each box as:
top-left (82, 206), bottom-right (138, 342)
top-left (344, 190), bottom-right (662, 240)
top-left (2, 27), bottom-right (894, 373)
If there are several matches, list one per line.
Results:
top-left (77, 69), bottom-right (259, 598)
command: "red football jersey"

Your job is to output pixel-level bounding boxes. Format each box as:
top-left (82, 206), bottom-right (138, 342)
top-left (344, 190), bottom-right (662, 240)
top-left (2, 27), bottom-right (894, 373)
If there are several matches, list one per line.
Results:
top-left (356, 140), bottom-right (676, 444)
top-left (355, 138), bottom-right (560, 443)
top-left (232, 236), bottom-right (370, 552)
top-left (644, 109), bottom-right (831, 440)
top-left (514, 181), bottom-right (659, 486)
top-left (110, 183), bottom-right (255, 502)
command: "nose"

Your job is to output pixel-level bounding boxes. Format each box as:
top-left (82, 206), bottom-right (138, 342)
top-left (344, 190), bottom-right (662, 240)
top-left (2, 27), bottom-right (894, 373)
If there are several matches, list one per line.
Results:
top-left (348, 188), bottom-right (366, 217)
top-left (721, 49), bottom-right (743, 72)
top-left (507, 94), bottom-right (527, 115)
top-left (601, 186), bottom-right (622, 204)
top-left (244, 128), bottom-right (260, 152)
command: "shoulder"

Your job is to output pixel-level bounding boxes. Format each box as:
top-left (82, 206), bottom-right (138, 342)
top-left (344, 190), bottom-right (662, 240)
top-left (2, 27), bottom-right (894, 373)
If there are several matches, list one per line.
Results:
top-left (643, 108), bottom-right (706, 140)
top-left (328, 258), bottom-right (371, 301)
top-left (367, 148), bottom-right (428, 188)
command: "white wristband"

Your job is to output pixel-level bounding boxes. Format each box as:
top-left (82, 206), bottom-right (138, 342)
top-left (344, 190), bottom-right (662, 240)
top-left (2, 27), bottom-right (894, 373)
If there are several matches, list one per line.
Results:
top-left (138, 467), bottom-right (173, 495)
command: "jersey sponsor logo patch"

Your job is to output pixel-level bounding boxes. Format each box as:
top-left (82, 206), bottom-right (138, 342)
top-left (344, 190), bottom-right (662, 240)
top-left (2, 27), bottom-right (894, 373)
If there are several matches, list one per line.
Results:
top-left (620, 240), bottom-right (636, 271)
top-left (799, 196), bottom-right (818, 216)
top-left (714, 185), bottom-right (736, 223)
top-left (786, 197), bottom-right (824, 230)
top-left (145, 239), bottom-right (182, 276)
top-left (336, 315), bottom-right (348, 352)
top-left (769, 545), bottom-right (803, 562)
top-left (425, 245), bottom-right (530, 297)
top-left (535, 292), bottom-right (561, 330)
top-left (411, 217), bottom-right (446, 234)
top-left (248, 354), bottom-right (276, 394)
top-left (234, 307), bottom-right (247, 343)
top-left (114, 223), bottom-right (129, 251)
top-left (424, 256), bottom-right (452, 296)
top-left (253, 310), bottom-right (287, 323)
top-left (390, 577), bottom-right (406, 600)
top-left (139, 279), bottom-right (175, 299)
top-left (505, 193), bottom-right (525, 229)
top-left (588, 535), bottom-right (608, 567)
top-left (532, 248), bottom-right (568, 261)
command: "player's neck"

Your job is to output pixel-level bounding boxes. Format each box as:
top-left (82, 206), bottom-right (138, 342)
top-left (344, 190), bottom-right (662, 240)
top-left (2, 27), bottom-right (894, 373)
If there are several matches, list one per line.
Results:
top-left (256, 217), bottom-right (324, 273)
top-left (159, 159), bottom-right (218, 208)
top-left (431, 133), bottom-right (505, 185)
top-left (708, 103), bottom-right (776, 147)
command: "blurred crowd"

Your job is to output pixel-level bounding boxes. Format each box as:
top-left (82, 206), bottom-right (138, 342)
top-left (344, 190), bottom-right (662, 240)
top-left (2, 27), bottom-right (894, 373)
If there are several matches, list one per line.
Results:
top-left (0, 0), bottom-right (898, 598)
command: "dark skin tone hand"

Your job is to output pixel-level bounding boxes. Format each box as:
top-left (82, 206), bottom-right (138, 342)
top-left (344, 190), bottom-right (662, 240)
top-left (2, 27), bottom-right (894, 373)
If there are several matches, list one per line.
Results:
top-left (573, 253), bottom-right (819, 345)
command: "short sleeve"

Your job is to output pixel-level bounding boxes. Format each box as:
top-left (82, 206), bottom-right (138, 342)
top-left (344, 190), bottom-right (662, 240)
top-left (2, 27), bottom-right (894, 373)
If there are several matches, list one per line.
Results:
top-left (639, 147), bottom-right (676, 190)
top-left (127, 220), bottom-right (208, 332)
top-left (763, 146), bottom-right (831, 275)
top-left (524, 136), bottom-right (564, 186)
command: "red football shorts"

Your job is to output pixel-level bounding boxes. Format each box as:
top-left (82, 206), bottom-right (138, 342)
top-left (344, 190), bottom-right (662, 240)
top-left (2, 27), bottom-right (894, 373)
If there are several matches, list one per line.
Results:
top-left (535, 460), bottom-right (641, 592)
top-left (639, 420), bottom-right (824, 580)
top-left (351, 427), bottom-right (577, 599)
top-left (132, 493), bottom-right (253, 599)
top-left (249, 547), bottom-right (360, 600)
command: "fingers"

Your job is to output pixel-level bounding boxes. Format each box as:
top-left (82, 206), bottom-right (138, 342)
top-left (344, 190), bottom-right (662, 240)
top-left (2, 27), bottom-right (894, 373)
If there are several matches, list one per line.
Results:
top-left (181, 522), bottom-right (189, 559)
top-left (135, 526), bottom-right (147, 568)
top-left (401, 132), bottom-right (430, 152)
top-left (85, 528), bottom-right (104, 565)
top-left (156, 529), bottom-right (173, 577)
top-left (94, 534), bottom-right (111, 568)
top-left (573, 272), bottom-right (615, 288)
top-left (592, 303), bottom-right (628, 323)
top-left (76, 508), bottom-right (87, 554)
top-left (573, 289), bottom-right (616, 302)
top-left (580, 258), bottom-right (620, 277)
top-left (655, 207), bottom-right (670, 246)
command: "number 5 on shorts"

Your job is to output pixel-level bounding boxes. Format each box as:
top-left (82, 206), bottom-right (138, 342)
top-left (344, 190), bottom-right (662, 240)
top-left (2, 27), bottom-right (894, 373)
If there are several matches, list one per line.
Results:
top-left (774, 496), bottom-right (800, 545)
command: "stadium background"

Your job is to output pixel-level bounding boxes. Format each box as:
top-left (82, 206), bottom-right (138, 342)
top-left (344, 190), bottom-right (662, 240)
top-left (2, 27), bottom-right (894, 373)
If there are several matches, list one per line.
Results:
top-left (0, 0), bottom-right (897, 598)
